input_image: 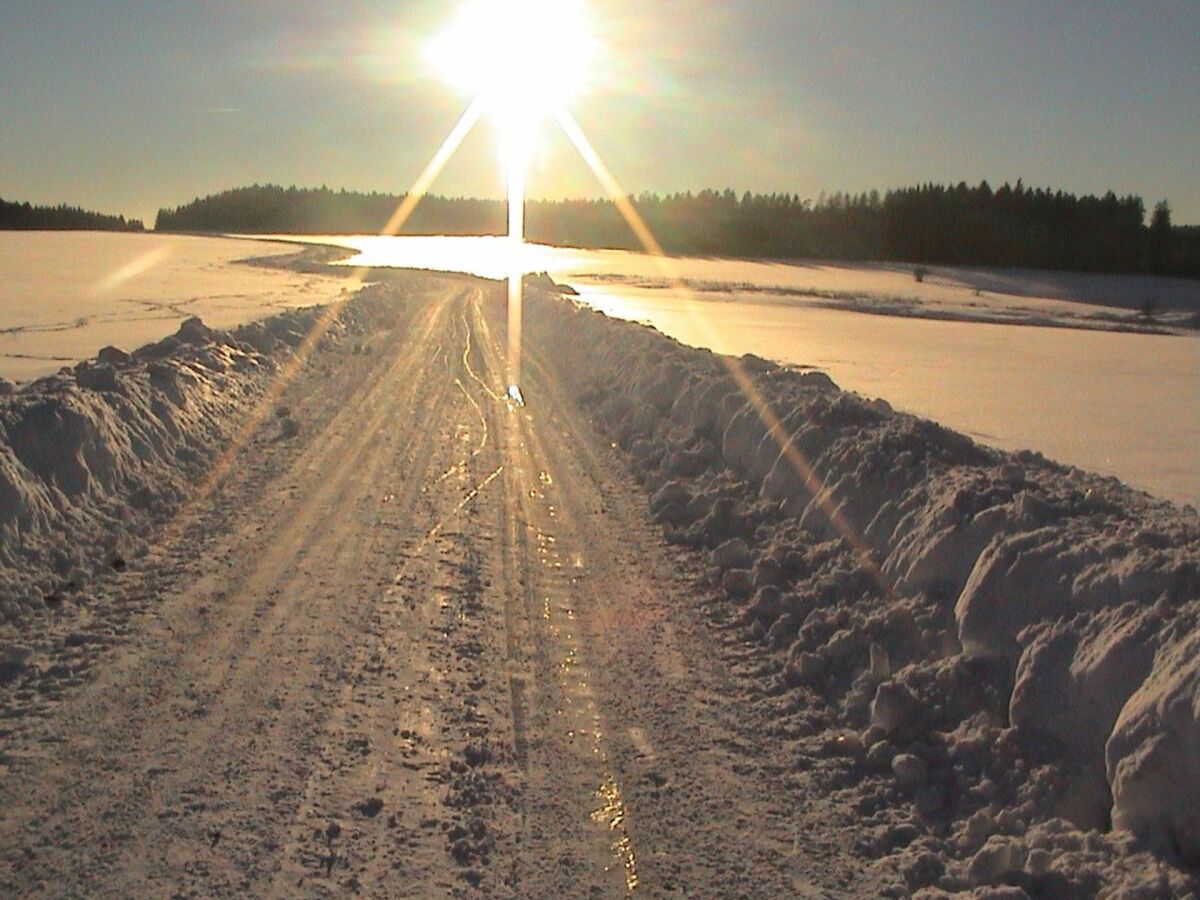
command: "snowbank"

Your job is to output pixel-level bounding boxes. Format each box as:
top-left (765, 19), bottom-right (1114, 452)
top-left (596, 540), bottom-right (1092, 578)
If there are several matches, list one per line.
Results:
top-left (1107, 626), bottom-right (1200, 864)
top-left (0, 284), bottom-right (398, 629)
top-left (527, 287), bottom-right (1200, 892)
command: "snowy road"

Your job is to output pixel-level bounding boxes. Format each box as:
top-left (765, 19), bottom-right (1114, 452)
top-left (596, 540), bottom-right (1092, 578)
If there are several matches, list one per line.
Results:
top-left (2, 273), bottom-right (1196, 896)
top-left (0, 280), bottom-right (866, 896)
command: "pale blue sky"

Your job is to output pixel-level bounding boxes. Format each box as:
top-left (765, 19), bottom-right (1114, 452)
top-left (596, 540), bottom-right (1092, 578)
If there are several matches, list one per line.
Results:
top-left (1, 0), bottom-right (1197, 225)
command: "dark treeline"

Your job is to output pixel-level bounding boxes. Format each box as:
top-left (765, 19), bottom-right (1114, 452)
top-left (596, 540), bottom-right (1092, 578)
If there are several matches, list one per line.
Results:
top-left (155, 182), bottom-right (1200, 277)
top-left (155, 185), bottom-right (506, 237)
top-left (1, 197), bottom-right (145, 232)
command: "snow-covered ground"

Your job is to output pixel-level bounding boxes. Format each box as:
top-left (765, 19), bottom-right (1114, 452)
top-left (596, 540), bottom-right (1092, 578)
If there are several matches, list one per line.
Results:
top-left (0, 232), bottom-right (348, 383)
top-left (576, 283), bottom-right (1200, 508)
top-left (1, 271), bottom-right (1196, 895)
top-left (4, 232), bottom-right (1197, 506)
top-left (263, 234), bottom-right (1200, 508)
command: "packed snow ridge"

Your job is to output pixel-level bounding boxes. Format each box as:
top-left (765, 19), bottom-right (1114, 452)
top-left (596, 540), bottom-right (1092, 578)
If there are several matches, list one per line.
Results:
top-left (527, 285), bottom-right (1200, 894)
top-left (0, 286), bottom-right (396, 630)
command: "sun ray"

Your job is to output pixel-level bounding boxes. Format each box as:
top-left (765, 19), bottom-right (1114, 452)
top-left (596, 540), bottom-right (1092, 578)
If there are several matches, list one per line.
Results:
top-left (507, 152), bottom-right (527, 400)
top-left (158, 298), bottom-right (347, 545)
top-left (382, 93), bottom-right (488, 239)
top-left (91, 244), bottom-right (174, 296)
top-left (553, 107), bottom-right (666, 258)
top-left (340, 93), bottom-right (489, 293)
top-left (157, 93), bottom-right (493, 537)
top-left (552, 106), bottom-right (893, 595)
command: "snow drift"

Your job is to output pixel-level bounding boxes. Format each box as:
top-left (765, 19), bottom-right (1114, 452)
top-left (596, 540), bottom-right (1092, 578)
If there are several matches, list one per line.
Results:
top-left (527, 286), bottom-right (1200, 891)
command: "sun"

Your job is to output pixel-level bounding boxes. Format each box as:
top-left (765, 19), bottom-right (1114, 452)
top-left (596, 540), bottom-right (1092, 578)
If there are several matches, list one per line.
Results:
top-left (426, 0), bottom-right (596, 170)
top-left (423, 0), bottom-right (598, 401)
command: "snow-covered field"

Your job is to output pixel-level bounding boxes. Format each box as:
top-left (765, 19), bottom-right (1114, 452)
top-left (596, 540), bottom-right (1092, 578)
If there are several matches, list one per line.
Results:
top-left (0, 232), bottom-right (348, 383)
top-left (265, 234), bottom-right (1200, 508)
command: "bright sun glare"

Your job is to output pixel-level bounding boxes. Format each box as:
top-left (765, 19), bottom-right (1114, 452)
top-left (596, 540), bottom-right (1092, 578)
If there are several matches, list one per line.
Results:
top-left (423, 0), bottom-right (598, 400)
top-left (426, 0), bottom-right (596, 170)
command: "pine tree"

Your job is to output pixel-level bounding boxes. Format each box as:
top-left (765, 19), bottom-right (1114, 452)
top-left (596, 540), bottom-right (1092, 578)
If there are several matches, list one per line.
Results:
top-left (1150, 200), bottom-right (1172, 274)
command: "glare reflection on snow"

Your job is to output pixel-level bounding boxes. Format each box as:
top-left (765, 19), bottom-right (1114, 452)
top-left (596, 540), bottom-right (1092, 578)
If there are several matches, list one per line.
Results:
top-left (592, 776), bottom-right (640, 892)
top-left (534, 518), bottom-right (640, 892)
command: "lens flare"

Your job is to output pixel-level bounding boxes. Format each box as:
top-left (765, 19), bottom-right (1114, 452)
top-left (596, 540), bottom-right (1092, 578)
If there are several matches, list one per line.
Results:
top-left (427, 0), bottom-right (598, 401)
top-left (285, 0), bottom-right (894, 604)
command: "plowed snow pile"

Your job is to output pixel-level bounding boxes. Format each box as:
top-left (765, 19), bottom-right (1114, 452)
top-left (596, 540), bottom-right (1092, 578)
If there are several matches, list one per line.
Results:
top-left (0, 285), bottom-right (396, 632)
top-left (529, 286), bottom-right (1200, 896)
